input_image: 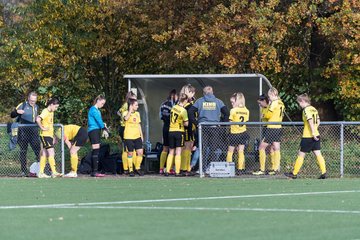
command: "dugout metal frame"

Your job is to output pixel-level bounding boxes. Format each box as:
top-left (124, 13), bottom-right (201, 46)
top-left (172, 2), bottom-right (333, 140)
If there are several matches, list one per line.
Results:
top-left (123, 74), bottom-right (273, 148)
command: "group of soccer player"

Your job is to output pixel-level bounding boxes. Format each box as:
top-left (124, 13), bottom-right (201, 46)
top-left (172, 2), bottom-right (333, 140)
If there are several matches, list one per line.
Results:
top-left (153, 84), bottom-right (327, 179)
top-left (14, 83), bottom-right (327, 179)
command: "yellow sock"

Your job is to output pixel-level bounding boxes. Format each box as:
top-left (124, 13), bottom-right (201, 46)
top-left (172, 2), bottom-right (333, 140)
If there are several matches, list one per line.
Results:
top-left (259, 149), bottom-right (266, 171)
top-left (293, 156), bottom-right (304, 175)
top-left (135, 155), bottom-right (143, 170)
top-left (166, 154), bottom-right (174, 173)
top-left (226, 151), bottom-right (233, 162)
top-left (70, 154), bottom-right (78, 172)
top-left (316, 154), bottom-right (327, 174)
top-left (238, 151), bottom-right (245, 170)
top-left (270, 152), bottom-right (275, 170)
top-left (181, 150), bottom-right (187, 171)
top-left (174, 155), bottom-right (181, 174)
top-left (185, 150), bottom-right (192, 171)
top-left (122, 151), bottom-right (128, 170)
top-left (127, 155), bottom-right (134, 172)
top-left (39, 155), bottom-right (46, 174)
top-left (48, 156), bottom-right (56, 173)
top-left (159, 151), bottom-right (168, 170)
top-left (274, 150), bottom-right (281, 171)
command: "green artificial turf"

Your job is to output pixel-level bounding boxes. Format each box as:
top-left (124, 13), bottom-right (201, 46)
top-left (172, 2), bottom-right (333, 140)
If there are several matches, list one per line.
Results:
top-left (0, 177), bottom-right (359, 240)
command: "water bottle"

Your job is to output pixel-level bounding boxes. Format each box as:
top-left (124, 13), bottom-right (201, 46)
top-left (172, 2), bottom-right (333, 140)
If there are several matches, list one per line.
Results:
top-left (146, 141), bottom-right (152, 152)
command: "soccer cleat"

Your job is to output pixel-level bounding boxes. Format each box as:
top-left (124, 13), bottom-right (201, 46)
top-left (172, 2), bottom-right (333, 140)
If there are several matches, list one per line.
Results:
top-left (268, 170), bottom-right (278, 175)
top-left (284, 172), bottom-right (297, 179)
top-left (123, 170), bottom-right (129, 175)
top-left (318, 173), bottom-right (327, 179)
top-left (135, 169), bottom-right (144, 176)
top-left (159, 169), bottom-right (164, 175)
top-left (64, 171), bottom-right (78, 178)
top-left (164, 172), bottom-right (170, 177)
top-left (169, 169), bottom-right (175, 175)
top-left (252, 170), bottom-right (265, 175)
top-left (129, 171), bottom-right (135, 177)
top-left (236, 169), bottom-right (246, 175)
top-left (175, 173), bottom-right (182, 177)
top-left (37, 173), bottom-right (51, 179)
top-left (51, 172), bottom-right (63, 178)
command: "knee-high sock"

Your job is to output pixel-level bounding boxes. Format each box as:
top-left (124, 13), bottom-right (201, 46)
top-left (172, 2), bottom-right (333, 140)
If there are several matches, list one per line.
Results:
top-left (127, 154), bottom-right (134, 172)
top-left (274, 150), bottom-right (281, 171)
top-left (316, 154), bottom-right (326, 174)
top-left (48, 156), bottom-right (56, 173)
top-left (259, 149), bottom-right (266, 171)
top-left (135, 155), bottom-right (143, 170)
top-left (181, 150), bottom-right (187, 171)
top-left (185, 150), bottom-right (192, 171)
top-left (39, 155), bottom-right (47, 174)
top-left (226, 151), bottom-right (233, 163)
top-left (174, 155), bottom-right (181, 174)
top-left (91, 149), bottom-right (99, 173)
top-left (270, 152), bottom-right (275, 170)
top-left (238, 150), bottom-right (245, 170)
top-left (122, 151), bottom-right (128, 171)
top-left (70, 154), bottom-right (78, 172)
top-left (293, 156), bottom-right (304, 175)
top-left (159, 151), bottom-right (168, 170)
top-left (166, 154), bottom-right (174, 173)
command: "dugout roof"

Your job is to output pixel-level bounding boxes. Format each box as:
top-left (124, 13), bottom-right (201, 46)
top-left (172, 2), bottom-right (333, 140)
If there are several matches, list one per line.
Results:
top-left (123, 74), bottom-right (272, 145)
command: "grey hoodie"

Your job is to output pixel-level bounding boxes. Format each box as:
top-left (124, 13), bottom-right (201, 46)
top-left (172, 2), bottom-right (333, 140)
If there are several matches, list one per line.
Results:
top-left (192, 94), bottom-right (227, 124)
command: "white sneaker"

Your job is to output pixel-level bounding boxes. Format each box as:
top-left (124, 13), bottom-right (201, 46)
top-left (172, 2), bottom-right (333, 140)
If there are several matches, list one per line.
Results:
top-left (51, 172), bottom-right (63, 178)
top-left (37, 173), bottom-right (51, 178)
top-left (64, 171), bottom-right (78, 178)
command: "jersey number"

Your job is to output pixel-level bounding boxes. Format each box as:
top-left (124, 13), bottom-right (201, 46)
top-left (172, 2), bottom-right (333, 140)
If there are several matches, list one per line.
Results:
top-left (170, 112), bottom-right (179, 124)
top-left (312, 114), bottom-right (318, 125)
top-left (238, 116), bottom-right (245, 128)
top-left (279, 107), bottom-right (284, 118)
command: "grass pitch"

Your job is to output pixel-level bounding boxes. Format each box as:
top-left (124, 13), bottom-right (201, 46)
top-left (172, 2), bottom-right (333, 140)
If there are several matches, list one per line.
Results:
top-left (0, 177), bottom-right (359, 240)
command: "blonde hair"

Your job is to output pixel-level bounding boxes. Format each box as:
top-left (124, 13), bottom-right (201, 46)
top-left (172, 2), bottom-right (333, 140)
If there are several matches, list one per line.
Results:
top-left (268, 87), bottom-right (279, 98)
top-left (93, 95), bottom-right (106, 105)
top-left (180, 84), bottom-right (195, 98)
top-left (231, 92), bottom-right (245, 107)
top-left (297, 93), bottom-right (311, 104)
top-left (178, 93), bottom-right (188, 103)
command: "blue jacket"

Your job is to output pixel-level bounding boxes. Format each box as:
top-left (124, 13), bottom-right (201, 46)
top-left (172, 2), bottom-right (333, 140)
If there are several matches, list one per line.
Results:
top-left (191, 94), bottom-right (229, 124)
top-left (88, 106), bottom-right (105, 132)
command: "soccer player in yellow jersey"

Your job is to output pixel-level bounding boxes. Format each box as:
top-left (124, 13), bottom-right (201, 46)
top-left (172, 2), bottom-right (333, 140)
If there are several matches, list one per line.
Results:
top-left (253, 87), bottom-right (285, 175)
top-left (36, 97), bottom-right (62, 178)
top-left (55, 124), bottom-right (88, 178)
top-left (123, 99), bottom-right (144, 177)
top-left (179, 84), bottom-right (196, 176)
top-left (226, 93), bottom-right (250, 174)
top-left (117, 91), bottom-right (137, 174)
top-left (165, 94), bottom-right (189, 176)
top-left (285, 94), bottom-right (327, 179)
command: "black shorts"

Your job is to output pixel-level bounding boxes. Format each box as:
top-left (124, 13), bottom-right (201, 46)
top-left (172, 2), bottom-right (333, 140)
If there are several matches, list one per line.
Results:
top-left (300, 137), bottom-right (321, 153)
top-left (184, 127), bottom-right (195, 142)
top-left (168, 131), bottom-right (184, 149)
top-left (40, 136), bottom-right (54, 149)
top-left (263, 128), bottom-right (282, 144)
top-left (119, 126), bottom-right (125, 140)
top-left (124, 138), bottom-right (143, 152)
top-left (228, 132), bottom-right (250, 147)
top-left (72, 127), bottom-right (88, 147)
top-left (88, 129), bottom-right (101, 145)
top-left (162, 125), bottom-right (170, 147)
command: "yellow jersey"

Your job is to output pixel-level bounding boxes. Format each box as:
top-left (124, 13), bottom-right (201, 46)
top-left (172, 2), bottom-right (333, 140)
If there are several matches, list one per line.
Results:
top-left (39, 108), bottom-right (54, 137)
top-left (169, 104), bottom-right (188, 132)
top-left (302, 106), bottom-right (320, 138)
top-left (260, 106), bottom-right (269, 122)
top-left (264, 99), bottom-right (285, 129)
top-left (118, 102), bottom-right (128, 127)
top-left (229, 107), bottom-right (249, 134)
top-left (123, 111), bottom-right (141, 139)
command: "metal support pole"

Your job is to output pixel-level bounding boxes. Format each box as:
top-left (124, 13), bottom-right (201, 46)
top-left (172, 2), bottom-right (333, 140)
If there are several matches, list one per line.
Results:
top-left (340, 123), bottom-right (344, 178)
top-left (199, 124), bottom-right (203, 178)
top-left (61, 124), bottom-right (65, 174)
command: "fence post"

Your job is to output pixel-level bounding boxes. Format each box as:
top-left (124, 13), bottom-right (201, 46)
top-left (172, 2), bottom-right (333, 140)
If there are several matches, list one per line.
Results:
top-left (340, 122), bottom-right (344, 178)
top-left (199, 124), bottom-right (204, 178)
top-left (61, 124), bottom-right (65, 175)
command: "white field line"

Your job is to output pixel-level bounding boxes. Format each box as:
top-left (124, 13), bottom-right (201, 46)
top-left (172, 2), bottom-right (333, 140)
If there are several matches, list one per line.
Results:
top-left (56, 205), bottom-right (360, 215)
top-left (0, 190), bottom-right (359, 210)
